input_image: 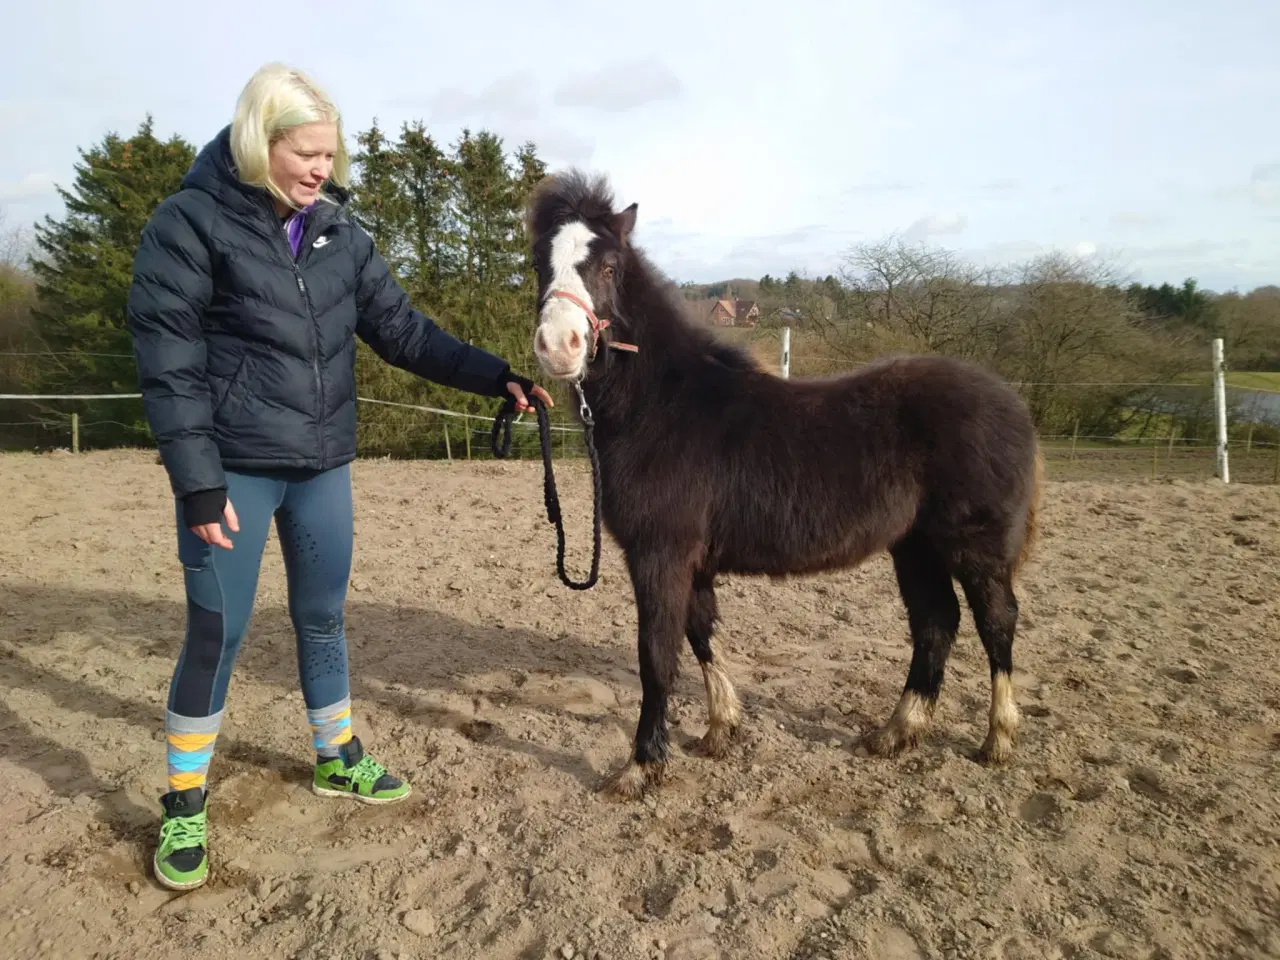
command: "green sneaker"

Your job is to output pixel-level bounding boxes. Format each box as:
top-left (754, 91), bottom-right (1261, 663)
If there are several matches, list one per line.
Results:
top-left (312, 736), bottom-right (410, 805)
top-left (153, 787), bottom-right (208, 891)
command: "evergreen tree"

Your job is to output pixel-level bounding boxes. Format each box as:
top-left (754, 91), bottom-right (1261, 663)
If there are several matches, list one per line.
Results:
top-left (345, 120), bottom-right (552, 457)
top-left (396, 120), bottom-right (455, 306)
top-left (450, 129), bottom-right (518, 312)
top-left (509, 141), bottom-right (548, 304)
top-left (28, 115), bottom-right (195, 444)
top-left (348, 119), bottom-right (408, 268)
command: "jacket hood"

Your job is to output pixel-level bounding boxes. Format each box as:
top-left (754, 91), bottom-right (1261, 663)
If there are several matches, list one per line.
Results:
top-left (182, 124), bottom-right (350, 215)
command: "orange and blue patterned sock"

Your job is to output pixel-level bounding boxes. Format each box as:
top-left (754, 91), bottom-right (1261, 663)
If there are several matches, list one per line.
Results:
top-left (165, 709), bottom-right (220, 795)
top-left (307, 696), bottom-right (352, 759)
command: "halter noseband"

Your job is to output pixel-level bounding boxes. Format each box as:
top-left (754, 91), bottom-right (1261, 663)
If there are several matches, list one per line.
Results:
top-left (548, 289), bottom-right (639, 357)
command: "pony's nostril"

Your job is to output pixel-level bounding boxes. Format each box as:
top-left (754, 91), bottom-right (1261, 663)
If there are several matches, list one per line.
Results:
top-left (535, 328), bottom-right (548, 353)
top-left (568, 330), bottom-right (582, 351)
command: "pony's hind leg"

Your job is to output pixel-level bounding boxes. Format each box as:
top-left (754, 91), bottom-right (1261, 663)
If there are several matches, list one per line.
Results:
top-left (956, 564), bottom-right (1020, 764)
top-left (864, 533), bottom-right (961, 758)
top-left (685, 572), bottom-right (741, 759)
top-left (602, 545), bottom-right (695, 800)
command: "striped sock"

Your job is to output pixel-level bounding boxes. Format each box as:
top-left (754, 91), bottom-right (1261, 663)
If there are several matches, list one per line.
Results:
top-left (166, 709), bottom-right (221, 794)
top-left (308, 696), bottom-right (353, 758)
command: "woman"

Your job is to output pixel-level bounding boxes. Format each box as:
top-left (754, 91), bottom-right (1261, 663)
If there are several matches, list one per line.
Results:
top-left (126, 62), bottom-right (552, 892)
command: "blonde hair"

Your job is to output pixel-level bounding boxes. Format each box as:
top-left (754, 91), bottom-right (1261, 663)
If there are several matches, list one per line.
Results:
top-left (230, 62), bottom-right (349, 208)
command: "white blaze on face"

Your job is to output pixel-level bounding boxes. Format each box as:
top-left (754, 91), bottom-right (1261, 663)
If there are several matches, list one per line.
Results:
top-left (534, 220), bottom-right (597, 378)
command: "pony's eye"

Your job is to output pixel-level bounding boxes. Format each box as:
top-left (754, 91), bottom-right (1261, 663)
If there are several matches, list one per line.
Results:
top-left (603, 264), bottom-right (615, 280)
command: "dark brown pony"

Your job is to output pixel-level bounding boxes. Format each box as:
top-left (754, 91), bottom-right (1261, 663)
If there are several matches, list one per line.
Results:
top-left (525, 170), bottom-right (1043, 799)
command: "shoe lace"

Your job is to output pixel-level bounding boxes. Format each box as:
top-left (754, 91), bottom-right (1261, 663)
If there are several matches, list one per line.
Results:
top-left (162, 811), bottom-right (206, 850)
top-left (351, 755), bottom-right (387, 784)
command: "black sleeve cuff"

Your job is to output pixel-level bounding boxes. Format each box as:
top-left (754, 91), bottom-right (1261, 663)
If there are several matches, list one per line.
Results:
top-left (495, 365), bottom-right (536, 397)
top-left (182, 488), bottom-right (227, 527)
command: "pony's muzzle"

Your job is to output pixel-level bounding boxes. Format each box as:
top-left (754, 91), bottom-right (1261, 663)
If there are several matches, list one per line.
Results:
top-left (534, 303), bottom-right (589, 379)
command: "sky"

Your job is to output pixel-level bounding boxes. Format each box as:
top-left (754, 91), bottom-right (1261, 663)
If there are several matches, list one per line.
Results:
top-left (2, 0), bottom-right (1277, 292)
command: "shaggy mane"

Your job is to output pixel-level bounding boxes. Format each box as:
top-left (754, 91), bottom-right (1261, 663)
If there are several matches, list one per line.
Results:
top-left (526, 168), bottom-right (762, 375)
top-left (526, 169), bottom-right (619, 240)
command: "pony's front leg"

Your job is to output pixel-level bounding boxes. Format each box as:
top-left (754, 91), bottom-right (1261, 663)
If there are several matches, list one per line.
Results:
top-left (602, 544), bottom-right (694, 801)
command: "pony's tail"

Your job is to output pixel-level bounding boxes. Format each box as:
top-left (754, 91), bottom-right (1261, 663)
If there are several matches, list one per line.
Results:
top-left (1013, 442), bottom-right (1044, 579)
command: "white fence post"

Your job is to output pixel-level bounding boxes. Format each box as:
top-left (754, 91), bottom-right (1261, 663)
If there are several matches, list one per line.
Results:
top-left (780, 327), bottom-right (791, 379)
top-left (1212, 337), bottom-right (1229, 483)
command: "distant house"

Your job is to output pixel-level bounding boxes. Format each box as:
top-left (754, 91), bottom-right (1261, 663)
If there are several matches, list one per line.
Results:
top-left (705, 298), bottom-right (760, 328)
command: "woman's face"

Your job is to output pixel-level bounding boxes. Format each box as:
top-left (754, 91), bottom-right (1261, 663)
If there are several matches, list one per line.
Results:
top-left (268, 121), bottom-right (338, 211)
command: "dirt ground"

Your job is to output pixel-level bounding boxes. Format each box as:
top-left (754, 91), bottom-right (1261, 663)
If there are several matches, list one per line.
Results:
top-left (1, 449), bottom-right (1278, 960)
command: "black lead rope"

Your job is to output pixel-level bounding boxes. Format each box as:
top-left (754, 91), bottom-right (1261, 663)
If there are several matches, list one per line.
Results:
top-left (490, 386), bottom-right (602, 590)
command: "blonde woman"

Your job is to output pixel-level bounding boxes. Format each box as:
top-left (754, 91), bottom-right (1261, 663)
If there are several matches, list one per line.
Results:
top-left (127, 62), bottom-right (552, 891)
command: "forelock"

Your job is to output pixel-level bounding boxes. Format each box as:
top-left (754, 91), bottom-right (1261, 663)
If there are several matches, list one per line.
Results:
top-left (526, 168), bottom-right (617, 242)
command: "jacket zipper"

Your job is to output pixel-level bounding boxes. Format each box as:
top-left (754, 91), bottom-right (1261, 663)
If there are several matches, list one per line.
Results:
top-left (294, 266), bottom-right (325, 468)
top-left (269, 198), bottom-right (329, 469)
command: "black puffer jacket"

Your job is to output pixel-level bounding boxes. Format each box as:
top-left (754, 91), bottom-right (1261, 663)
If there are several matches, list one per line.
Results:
top-left (127, 125), bottom-right (528, 524)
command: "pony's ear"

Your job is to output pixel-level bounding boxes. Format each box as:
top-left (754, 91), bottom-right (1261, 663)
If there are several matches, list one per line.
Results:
top-left (612, 203), bottom-right (638, 245)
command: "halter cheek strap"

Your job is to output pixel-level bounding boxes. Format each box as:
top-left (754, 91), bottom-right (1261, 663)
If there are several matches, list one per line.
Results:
top-left (549, 290), bottom-right (639, 356)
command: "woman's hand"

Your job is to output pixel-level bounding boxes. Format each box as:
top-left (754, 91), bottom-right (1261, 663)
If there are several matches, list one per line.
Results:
top-left (190, 500), bottom-right (239, 549)
top-left (506, 380), bottom-right (554, 413)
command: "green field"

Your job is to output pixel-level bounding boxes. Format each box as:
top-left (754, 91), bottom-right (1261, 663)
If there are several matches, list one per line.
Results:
top-left (1177, 370), bottom-right (1280, 393)
top-left (1224, 371), bottom-right (1280, 392)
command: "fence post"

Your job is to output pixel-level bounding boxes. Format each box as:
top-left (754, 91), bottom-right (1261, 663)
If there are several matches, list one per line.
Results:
top-left (464, 414), bottom-right (471, 460)
top-left (442, 420), bottom-right (452, 461)
top-left (780, 327), bottom-right (791, 379)
top-left (1212, 338), bottom-right (1229, 483)
top-left (1070, 419), bottom-right (1079, 461)
top-left (71, 412), bottom-right (79, 453)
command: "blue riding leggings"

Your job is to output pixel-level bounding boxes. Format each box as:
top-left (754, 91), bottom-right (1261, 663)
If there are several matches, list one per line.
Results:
top-left (164, 463), bottom-right (355, 793)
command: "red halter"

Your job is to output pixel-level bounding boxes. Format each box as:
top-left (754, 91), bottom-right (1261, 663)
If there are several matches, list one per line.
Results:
top-left (549, 289), bottom-right (639, 356)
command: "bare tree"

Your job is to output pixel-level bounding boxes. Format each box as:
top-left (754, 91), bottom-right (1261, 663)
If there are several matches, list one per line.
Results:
top-left (994, 251), bottom-right (1197, 431)
top-left (831, 236), bottom-right (1004, 361)
top-left (1214, 288), bottom-right (1280, 369)
top-left (0, 207), bottom-right (33, 269)
top-left (0, 208), bottom-right (42, 396)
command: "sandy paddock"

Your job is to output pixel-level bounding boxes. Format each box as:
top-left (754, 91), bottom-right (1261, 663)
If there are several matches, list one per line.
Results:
top-left (1, 449), bottom-right (1278, 960)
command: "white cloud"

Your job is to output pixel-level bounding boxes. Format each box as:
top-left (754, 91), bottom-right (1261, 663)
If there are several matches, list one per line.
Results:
top-left (904, 212), bottom-right (967, 242)
top-left (1109, 211), bottom-right (1172, 228)
top-left (552, 60), bottom-right (682, 112)
top-left (0, 172), bottom-right (56, 203)
top-left (390, 70), bottom-right (595, 166)
top-left (1075, 241), bottom-right (1098, 258)
top-left (0, 0), bottom-right (1276, 291)
top-left (844, 180), bottom-right (919, 194)
top-left (1251, 163), bottom-right (1280, 205)
top-left (426, 71), bottom-right (540, 124)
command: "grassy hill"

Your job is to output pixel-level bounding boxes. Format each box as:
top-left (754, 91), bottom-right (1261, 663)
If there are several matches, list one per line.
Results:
top-left (1179, 370), bottom-right (1280, 393)
top-left (678, 278), bottom-right (764, 301)
top-left (1223, 371), bottom-right (1280, 392)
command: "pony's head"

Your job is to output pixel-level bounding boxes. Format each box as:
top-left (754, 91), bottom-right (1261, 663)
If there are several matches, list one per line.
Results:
top-left (526, 170), bottom-right (638, 381)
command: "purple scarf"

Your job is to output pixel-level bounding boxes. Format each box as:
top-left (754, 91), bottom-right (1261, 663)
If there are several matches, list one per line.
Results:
top-left (282, 202), bottom-right (316, 257)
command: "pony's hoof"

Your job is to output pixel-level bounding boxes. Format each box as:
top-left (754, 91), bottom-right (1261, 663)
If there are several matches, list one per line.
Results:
top-left (978, 733), bottom-right (1015, 766)
top-left (689, 722), bottom-right (739, 760)
top-left (861, 725), bottom-right (919, 759)
top-left (599, 760), bottom-right (664, 801)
